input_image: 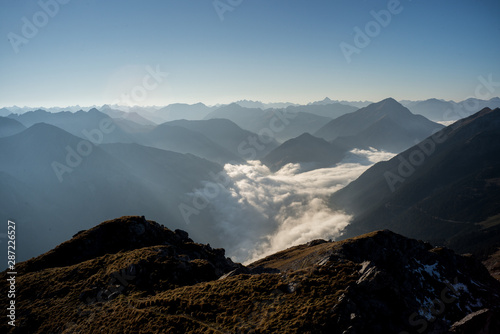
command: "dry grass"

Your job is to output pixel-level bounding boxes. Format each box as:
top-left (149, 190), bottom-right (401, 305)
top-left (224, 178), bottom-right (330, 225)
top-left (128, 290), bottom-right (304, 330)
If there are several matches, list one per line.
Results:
top-left (483, 248), bottom-right (500, 281)
top-left (3, 226), bottom-right (499, 333)
top-left (1, 245), bottom-right (359, 333)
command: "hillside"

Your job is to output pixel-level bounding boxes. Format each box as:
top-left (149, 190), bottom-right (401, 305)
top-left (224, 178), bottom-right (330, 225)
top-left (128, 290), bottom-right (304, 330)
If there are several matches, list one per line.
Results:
top-left (315, 98), bottom-right (443, 152)
top-left (1, 217), bottom-right (499, 333)
top-left (155, 103), bottom-right (214, 122)
top-left (285, 102), bottom-right (357, 119)
top-left (205, 103), bottom-right (333, 142)
top-left (262, 133), bottom-right (346, 171)
top-left (137, 123), bottom-right (243, 164)
top-left (0, 116), bottom-right (26, 138)
top-left (406, 97), bottom-right (500, 121)
top-left (331, 107), bottom-right (500, 257)
top-left (8, 108), bottom-right (139, 143)
top-left (166, 119), bottom-right (279, 158)
top-left (0, 124), bottom-right (224, 260)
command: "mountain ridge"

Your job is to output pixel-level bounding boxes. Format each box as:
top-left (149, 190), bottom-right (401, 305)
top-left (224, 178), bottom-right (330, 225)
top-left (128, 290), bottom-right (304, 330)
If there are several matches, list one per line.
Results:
top-left (2, 216), bottom-right (499, 333)
top-left (315, 98), bottom-right (443, 148)
top-left (331, 107), bottom-right (500, 257)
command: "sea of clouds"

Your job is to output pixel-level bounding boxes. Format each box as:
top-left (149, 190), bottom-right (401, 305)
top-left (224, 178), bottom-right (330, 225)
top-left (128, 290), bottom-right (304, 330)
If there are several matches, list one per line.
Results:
top-left (192, 148), bottom-right (395, 263)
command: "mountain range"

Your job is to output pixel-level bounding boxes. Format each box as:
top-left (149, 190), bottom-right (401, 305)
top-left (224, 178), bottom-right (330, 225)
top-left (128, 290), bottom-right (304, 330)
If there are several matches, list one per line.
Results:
top-left (0, 123), bottom-right (223, 260)
top-left (404, 97), bottom-right (500, 121)
top-left (262, 98), bottom-right (443, 171)
top-left (0, 116), bottom-right (25, 138)
top-left (3, 98), bottom-right (498, 264)
top-left (204, 103), bottom-right (334, 142)
top-left (331, 107), bottom-right (500, 259)
top-left (3, 97), bottom-right (500, 124)
top-left (261, 133), bottom-right (346, 171)
top-left (2, 95), bottom-right (500, 332)
top-left (7, 108), bottom-right (251, 165)
top-left (315, 98), bottom-right (443, 147)
top-left (154, 103), bottom-right (215, 122)
top-left (1, 216), bottom-right (499, 333)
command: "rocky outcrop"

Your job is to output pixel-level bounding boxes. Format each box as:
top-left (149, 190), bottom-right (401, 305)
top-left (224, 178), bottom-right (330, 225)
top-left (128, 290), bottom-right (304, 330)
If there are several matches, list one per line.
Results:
top-left (449, 308), bottom-right (500, 333)
top-left (20, 216), bottom-right (238, 275)
top-left (1, 220), bottom-right (499, 333)
top-left (250, 230), bottom-right (500, 333)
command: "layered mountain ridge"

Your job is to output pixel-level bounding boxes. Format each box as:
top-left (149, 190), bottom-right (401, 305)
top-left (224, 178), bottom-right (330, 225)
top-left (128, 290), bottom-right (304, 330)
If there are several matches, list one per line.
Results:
top-left (2, 216), bottom-right (499, 333)
top-left (332, 107), bottom-right (500, 258)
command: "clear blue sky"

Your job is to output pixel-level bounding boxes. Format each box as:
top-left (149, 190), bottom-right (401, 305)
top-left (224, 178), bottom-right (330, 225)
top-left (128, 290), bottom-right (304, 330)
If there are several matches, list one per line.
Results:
top-left (1, 0), bottom-right (499, 107)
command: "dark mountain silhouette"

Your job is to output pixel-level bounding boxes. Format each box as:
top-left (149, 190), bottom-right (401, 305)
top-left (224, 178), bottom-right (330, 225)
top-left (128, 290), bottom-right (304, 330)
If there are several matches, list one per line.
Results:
top-left (332, 115), bottom-right (432, 152)
top-left (331, 108), bottom-right (500, 258)
top-left (137, 123), bottom-right (243, 164)
top-left (0, 116), bottom-right (26, 138)
top-left (262, 133), bottom-right (346, 171)
top-left (0, 124), bottom-right (224, 260)
top-left (205, 103), bottom-right (333, 142)
top-left (166, 118), bottom-right (279, 158)
top-left (1, 218), bottom-right (499, 333)
top-left (315, 98), bottom-right (443, 152)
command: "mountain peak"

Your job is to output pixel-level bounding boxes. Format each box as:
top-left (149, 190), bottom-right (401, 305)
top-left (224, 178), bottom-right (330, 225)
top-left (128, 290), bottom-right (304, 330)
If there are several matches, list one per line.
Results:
top-left (6, 220), bottom-right (499, 333)
top-left (20, 216), bottom-right (223, 273)
top-left (362, 98), bottom-right (412, 117)
top-left (314, 97), bottom-right (438, 144)
top-left (24, 122), bottom-right (66, 134)
top-left (295, 132), bottom-right (318, 141)
top-left (376, 97), bottom-right (401, 107)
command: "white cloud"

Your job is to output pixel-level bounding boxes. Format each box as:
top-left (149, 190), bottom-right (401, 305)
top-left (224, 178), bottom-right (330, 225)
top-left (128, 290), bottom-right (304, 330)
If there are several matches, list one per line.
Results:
top-left (193, 148), bottom-right (395, 263)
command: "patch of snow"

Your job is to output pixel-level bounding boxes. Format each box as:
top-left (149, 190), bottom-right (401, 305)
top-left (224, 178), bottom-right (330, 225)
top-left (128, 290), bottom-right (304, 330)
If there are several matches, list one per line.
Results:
top-left (468, 299), bottom-right (483, 308)
top-left (359, 261), bottom-right (371, 274)
top-left (423, 263), bottom-right (441, 279)
top-left (453, 282), bottom-right (469, 294)
top-left (417, 296), bottom-right (437, 321)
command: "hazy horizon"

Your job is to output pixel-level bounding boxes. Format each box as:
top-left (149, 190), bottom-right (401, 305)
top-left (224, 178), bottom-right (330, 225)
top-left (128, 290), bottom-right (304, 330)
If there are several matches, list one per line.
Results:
top-left (2, 96), bottom-right (500, 111)
top-left (1, 1), bottom-right (500, 107)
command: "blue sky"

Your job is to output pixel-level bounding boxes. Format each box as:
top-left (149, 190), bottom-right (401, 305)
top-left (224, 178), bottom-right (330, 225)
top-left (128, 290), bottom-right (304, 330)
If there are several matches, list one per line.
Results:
top-left (1, 0), bottom-right (499, 107)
